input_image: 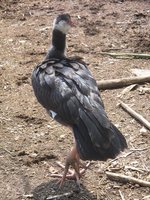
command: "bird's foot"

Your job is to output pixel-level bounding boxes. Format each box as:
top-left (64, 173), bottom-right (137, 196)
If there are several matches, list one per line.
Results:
top-left (51, 160), bottom-right (91, 179)
top-left (50, 145), bottom-right (91, 188)
top-left (50, 160), bottom-right (91, 188)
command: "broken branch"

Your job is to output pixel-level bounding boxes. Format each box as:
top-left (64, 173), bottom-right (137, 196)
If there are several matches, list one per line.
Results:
top-left (119, 101), bottom-right (150, 130)
top-left (106, 171), bottom-right (150, 187)
top-left (97, 75), bottom-right (150, 90)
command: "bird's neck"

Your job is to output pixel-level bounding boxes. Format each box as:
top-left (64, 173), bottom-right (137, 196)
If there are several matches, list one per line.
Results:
top-left (45, 29), bottom-right (66, 60)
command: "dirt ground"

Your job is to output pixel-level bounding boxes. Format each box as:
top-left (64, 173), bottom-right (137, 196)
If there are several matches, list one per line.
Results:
top-left (0, 0), bottom-right (150, 200)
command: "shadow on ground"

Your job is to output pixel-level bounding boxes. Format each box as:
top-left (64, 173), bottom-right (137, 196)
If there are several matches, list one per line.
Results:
top-left (32, 179), bottom-right (97, 200)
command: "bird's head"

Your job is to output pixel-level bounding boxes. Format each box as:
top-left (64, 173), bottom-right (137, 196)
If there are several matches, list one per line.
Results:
top-left (53, 14), bottom-right (73, 35)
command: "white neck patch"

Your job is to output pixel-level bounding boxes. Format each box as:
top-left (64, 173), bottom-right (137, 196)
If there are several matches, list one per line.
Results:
top-left (53, 20), bottom-right (71, 34)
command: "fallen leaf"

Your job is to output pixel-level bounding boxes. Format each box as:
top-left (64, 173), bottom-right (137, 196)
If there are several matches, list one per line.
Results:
top-left (119, 84), bottom-right (137, 97)
top-left (131, 68), bottom-right (150, 76)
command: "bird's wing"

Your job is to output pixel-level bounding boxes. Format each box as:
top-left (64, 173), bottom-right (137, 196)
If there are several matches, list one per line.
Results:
top-left (32, 58), bottom-right (109, 127)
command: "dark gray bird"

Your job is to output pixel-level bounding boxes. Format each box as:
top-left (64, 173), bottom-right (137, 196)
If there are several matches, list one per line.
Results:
top-left (32, 14), bottom-right (127, 187)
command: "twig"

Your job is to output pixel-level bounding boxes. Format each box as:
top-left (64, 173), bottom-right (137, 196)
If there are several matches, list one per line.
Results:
top-left (100, 52), bottom-right (150, 59)
top-left (130, 148), bottom-right (149, 151)
top-left (0, 147), bottom-right (16, 157)
top-left (125, 165), bottom-right (149, 173)
top-left (119, 101), bottom-right (150, 130)
top-left (106, 171), bottom-right (150, 187)
top-left (119, 190), bottom-right (125, 200)
top-left (97, 75), bottom-right (150, 90)
top-left (109, 151), bottom-right (134, 163)
top-left (46, 192), bottom-right (73, 200)
top-left (109, 148), bottom-right (149, 164)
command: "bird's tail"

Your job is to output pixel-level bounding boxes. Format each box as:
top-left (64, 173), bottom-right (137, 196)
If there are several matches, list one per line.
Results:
top-left (73, 109), bottom-right (127, 161)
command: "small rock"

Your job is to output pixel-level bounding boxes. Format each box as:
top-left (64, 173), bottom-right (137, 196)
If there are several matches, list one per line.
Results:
top-left (49, 166), bottom-right (58, 174)
top-left (140, 127), bottom-right (147, 134)
top-left (58, 134), bottom-right (66, 142)
top-left (30, 153), bottom-right (38, 158)
top-left (14, 135), bottom-right (20, 141)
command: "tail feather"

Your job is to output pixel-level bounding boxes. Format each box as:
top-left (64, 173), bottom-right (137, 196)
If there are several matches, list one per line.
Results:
top-left (73, 109), bottom-right (127, 161)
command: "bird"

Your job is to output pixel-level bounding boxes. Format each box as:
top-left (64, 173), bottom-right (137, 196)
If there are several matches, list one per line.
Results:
top-left (32, 13), bottom-right (127, 188)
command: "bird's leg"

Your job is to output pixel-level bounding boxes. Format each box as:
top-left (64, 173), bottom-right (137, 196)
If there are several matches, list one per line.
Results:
top-left (56, 145), bottom-right (81, 188)
top-left (57, 159), bottom-right (70, 188)
top-left (50, 145), bottom-right (90, 188)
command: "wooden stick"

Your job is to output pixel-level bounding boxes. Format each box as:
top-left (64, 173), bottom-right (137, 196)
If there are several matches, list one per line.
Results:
top-left (97, 75), bottom-right (150, 90)
top-left (119, 101), bottom-right (150, 130)
top-left (106, 171), bottom-right (150, 187)
top-left (46, 192), bottom-right (73, 200)
top-left (119, 190), bottom-right (126, 200)
top-left (100, 52), bottom-right (150, 59)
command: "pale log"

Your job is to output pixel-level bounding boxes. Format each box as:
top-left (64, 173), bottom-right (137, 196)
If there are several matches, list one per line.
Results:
top-left (100, 52), bottom-right (150, 59)
top-left (97, 75), bottom-right (150, 90)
